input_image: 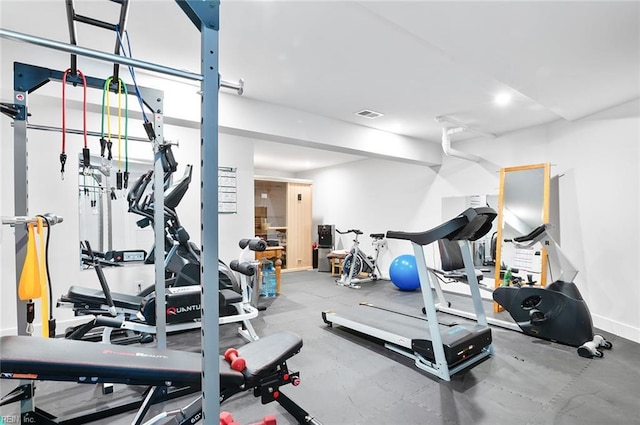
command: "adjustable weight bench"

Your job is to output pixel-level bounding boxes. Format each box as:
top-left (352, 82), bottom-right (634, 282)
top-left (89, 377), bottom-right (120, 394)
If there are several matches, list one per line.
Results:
top-left (0, 331), bottom-right (321, 425)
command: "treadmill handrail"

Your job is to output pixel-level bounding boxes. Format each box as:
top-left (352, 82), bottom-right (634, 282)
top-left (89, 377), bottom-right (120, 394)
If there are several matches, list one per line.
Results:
top-left (386, 207), bottom-right (496, 246)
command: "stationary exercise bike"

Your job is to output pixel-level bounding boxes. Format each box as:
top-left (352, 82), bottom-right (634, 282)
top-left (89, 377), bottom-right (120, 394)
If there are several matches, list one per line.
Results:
top-left (493, 223), bottom-right (613, 358)
top-left (336, 229), bottom-right (386, 289)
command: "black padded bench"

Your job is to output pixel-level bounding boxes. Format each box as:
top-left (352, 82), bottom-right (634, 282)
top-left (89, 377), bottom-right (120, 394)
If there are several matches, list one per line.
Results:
top-left (0, 331), bottom-right (320, 425)
top-left (1, 331), bottom-right (301, 387)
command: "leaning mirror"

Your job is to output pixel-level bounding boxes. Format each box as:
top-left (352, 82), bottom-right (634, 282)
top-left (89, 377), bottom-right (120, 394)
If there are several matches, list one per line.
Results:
top-left (494, 163), bottom-right (550, 310)
top-left (78, 154), bottom-right (154, 268)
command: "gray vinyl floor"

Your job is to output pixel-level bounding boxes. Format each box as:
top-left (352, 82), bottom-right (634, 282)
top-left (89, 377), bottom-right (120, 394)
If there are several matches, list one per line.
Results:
top-left (2, 270), bottom-right (640, 424)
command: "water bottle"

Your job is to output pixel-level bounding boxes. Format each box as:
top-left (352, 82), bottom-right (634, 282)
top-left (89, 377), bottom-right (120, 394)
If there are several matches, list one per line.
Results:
top-left (502, 267), bottom-right (512, 286)
top-left (266, 263), bottom-right (277, 297)
top-left (261, 262), bottom-right (277, 297)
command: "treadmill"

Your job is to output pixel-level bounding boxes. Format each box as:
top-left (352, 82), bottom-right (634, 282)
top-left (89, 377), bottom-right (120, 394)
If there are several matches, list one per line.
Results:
top-left (322, 207), bottom-right (497, 381)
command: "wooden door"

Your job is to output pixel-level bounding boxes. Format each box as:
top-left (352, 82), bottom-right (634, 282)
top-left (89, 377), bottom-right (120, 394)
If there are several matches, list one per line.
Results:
top-left (286, 183), bottom-right (313, 270)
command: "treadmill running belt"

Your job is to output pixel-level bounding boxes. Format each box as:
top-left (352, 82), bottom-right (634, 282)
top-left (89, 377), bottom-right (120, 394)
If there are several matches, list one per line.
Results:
top-left (324, 305), bottom-right (491, 367)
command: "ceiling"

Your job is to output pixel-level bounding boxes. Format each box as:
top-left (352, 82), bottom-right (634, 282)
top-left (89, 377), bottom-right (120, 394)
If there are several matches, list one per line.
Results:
top-left (219, 1), bottom-right (639, 172)
top-left (2, 1), bottom-right (639, 173)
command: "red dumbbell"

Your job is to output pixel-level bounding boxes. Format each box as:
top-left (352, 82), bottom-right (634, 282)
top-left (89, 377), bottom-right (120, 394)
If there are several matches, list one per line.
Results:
top-left (224, 348), bottom-right (246, 371)
top-left (247, 414), bottom-right (277, 425)
top-left (220, 411), bottom-right (238, 425)
top-left (262, 414), bottom-right (277, 425)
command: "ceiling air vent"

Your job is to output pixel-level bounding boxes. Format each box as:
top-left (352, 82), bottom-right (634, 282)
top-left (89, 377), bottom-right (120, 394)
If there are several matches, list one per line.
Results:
top-left (355, 109), bottom-right (384, 119)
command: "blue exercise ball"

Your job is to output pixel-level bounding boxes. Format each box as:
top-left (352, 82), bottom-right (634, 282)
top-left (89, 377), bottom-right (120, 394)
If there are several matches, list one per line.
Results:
top-left (389, 255), bottom-right (421, 291)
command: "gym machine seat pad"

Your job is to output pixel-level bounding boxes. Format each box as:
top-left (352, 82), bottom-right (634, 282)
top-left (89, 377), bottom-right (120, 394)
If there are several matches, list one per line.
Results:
top-left (63, 285), bottom-right (142, 310)
top-left (0, 331), bottom-right (302, 389)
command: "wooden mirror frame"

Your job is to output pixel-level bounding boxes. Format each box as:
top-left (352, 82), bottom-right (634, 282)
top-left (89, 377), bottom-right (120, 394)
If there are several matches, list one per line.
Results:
top-left (494, 163), bottom-right (550, 312)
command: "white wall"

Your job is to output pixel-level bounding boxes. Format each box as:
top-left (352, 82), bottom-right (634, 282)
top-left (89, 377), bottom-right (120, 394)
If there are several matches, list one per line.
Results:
top-left (218, 133), bottom-right (255, 264)
top-left (299, 153), bottom-right (500, 278)
top-left (301, 99), bottom-right (640, 343)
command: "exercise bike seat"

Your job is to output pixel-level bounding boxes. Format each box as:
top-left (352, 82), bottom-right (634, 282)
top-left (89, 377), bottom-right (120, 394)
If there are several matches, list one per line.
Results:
top-left (62, 285), bottom-right (142, 311)
top-left (370, 233), bottom-right (385, 240)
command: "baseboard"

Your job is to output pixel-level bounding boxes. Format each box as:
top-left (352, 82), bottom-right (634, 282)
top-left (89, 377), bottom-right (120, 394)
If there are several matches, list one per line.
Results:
top-left (282, 266), bottom-right (312, 273)
top-left (592, 314), bottom-right (640, 344)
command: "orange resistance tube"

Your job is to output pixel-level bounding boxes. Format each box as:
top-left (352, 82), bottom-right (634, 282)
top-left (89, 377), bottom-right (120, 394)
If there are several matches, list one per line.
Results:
top-left (37, 217), bottom-right (50, 337)
top-left (18, 222), bottom-right (41, 301)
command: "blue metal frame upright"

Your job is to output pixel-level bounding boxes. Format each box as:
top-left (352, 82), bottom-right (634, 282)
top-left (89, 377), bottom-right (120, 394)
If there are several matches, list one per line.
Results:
top-left (174, 1), bottom-right (221, 422)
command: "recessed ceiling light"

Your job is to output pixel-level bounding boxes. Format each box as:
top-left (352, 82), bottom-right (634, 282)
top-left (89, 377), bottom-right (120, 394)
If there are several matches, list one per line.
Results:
top-left (355, 109), bottom-right (384, 119)
top-left (494, 93), bottom-right (512, 106)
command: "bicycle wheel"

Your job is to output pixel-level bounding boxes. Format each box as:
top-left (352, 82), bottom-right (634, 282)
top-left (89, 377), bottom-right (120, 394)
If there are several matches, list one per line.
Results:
top-left (344, 254), bottom-right (363, 278)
